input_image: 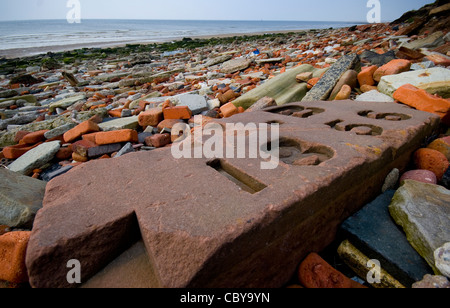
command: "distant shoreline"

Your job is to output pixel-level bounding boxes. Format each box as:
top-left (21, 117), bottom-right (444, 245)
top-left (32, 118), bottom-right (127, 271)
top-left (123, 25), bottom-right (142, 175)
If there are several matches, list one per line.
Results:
top-left (0, 24), bottom-right (366, 59)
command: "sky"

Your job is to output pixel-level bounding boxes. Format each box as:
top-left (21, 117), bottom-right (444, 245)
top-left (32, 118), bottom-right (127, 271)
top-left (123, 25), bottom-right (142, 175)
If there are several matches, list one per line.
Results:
top-left (0, 0), bottom-right (435, 22)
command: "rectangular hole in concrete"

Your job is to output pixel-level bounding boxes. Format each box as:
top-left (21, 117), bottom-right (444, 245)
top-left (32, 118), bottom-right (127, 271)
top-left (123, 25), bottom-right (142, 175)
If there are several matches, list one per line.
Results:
top-left (207, 159), bottom-right (267, 194)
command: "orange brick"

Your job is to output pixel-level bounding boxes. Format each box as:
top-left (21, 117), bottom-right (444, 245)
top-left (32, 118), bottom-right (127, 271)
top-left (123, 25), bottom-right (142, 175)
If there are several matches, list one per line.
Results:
top-left (334, 84), bottom-right (352, 100)
top-left (63, 120), bottom-right (100, 143)
top-left (55, 146), bottom-right (73, 160)
top-left (108, 109), bottom-right (123, 118)
top-left (373, 59), bottom-right (411, 82)
top-left (82, 132), bottom-right (101, 144)
top-left (163, 106), bottom-right (192, 120)
top-left (357, 65), bottom-right (378, 87)
top-left (2, 143), bottom-right (42, 160)
top-left (138, 107), bottom-right (164, 127)
top-left (307, 77), bottom-right (320, 90)
top-left (0, 231), bottom-right (30, 283)
top-left (393, 84), bottom-right (450, 125)
top-left (94, 129), bottom-right (138, 145)
top-left (20, 130), bottom-right (48, 145)
top-left (220, 102), bottom-right (239, 118)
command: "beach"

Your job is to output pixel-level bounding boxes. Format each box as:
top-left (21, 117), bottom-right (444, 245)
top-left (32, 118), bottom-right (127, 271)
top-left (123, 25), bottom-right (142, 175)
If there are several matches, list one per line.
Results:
top-left (0, 0), bottom-right (450, 290)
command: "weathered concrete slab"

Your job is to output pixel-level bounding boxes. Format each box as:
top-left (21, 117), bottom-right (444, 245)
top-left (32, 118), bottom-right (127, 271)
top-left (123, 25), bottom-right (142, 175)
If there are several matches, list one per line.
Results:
top-left (26, 100), bottom-right (440, 288)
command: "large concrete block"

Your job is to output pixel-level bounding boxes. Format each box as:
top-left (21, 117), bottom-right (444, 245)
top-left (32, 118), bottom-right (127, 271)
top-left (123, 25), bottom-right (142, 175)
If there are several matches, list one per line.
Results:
top-left (25, 100), bottom-right (440, 288)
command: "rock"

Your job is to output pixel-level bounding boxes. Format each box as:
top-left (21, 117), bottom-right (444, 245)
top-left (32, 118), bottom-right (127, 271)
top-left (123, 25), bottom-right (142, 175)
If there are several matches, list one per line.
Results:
top-left (98, 116), bottom-right (139, 131)
top-left (357, 65), bottom-right (378, 87)
top-left (163, 106), bottom-right (192, 120)
top-left (394, 84), bottom-right (450, 125)
top-left (0, 168), bottom-right (46, 228)
top-left (412, 274), bottom-right (450, 288)
top-left (232, 64), bottom-right (318, 109)
top-left (329, 70), bottom-right (358, 100)
top-left (298, 252), bottom-right (366, 288)
top-left (389, 180), bottom-right (450, 274)
top-left (64, 120), bottom-right (100, 143)
top-left (373, 59), bottom-right (412, 83)
top-left (302, 54), bottom-right (360, 102)
top-left (396, 46), bottom-right (426, 61)
top-left (40, 165), bottom-right (73, 182)
top-left (382, 168), bottom-right (400, 192)
top-left (62, 71), bottom-right (79, 87)
top-left (201, 54), bottom-right (233, 68)
top-left (48, 94), bottom-right (86, 113)
top-left (245, 97), bottom-right (277, 112)
top-left (414, 148), bottom-right (449, 181)
top-left (442, 167), bottom-right (450, 189)
top-left (402, 31), bottom-right (444, 50)
top-left (340, 190), bottom-right (434, 287)
top-left (88, 143), bottom-right (123, 158)
top-left (360, 50), bottom-right (396, 66)
top-left (427, 137), bottom-right (450, 161)
top-left (95, 129), bottom-right (138, 145)
top-left (7, 141), bottom-right (61, 176)
top-left (0, 231), bottom-right (31, 283)
top-left (411, 61), bottom-right (435, 71)
top-left (425, 52), bottom-right (450, 67)
top-left (337, 240), bottom-right (406, 288)
top-left (114, 143), bottom-right (135, 158)
top-left (400, 170), bottom-right (438, 185)
top-left (296, 72), bottom-right (313, 83)
top-left (172, 94), bottom-right (208, 115)
top-left (44, 123), bottom-right (76, 140)
top-left (355, 90), bottom-right (394, 103)
top-left (434, 243), bottom-right (450, 278)
top-left (220, 58), bottom-right (252, 74)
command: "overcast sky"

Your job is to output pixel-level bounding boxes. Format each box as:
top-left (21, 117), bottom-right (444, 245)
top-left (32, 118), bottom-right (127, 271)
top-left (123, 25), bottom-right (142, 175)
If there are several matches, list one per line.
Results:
top-left (0, 0), bottom-right (434, 22)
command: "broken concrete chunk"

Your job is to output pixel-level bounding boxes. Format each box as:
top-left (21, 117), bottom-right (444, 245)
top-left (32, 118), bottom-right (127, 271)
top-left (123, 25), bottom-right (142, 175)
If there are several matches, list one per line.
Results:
top-left (220, 58), bottom-right (252, 74)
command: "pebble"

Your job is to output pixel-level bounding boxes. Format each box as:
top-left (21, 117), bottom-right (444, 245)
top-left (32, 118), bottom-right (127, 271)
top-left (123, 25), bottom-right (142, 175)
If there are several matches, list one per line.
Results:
top-left (400, 170), bottom-right (438, 185)
top-left (414, 148), bottom-right (449, 181)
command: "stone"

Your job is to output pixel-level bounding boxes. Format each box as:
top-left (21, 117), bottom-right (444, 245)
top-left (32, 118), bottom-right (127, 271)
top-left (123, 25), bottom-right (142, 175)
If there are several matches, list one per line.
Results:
top-left (0, 231), bottom-right (31, 284)
top-left (434, 243), bottom-right (450, 278)
top-left (245, 97), bottom-right (277, 112)
top-left (360, 50), bottom-right (396, 66)
top-left (334, 85), bottom-right (352, 101)
top-left (145, 134), bottom-right (171, 148)
top-left (400, 170), bottom-right (438, 185)
top-left (373, 59), bottom-right (412, 83)
top-left (396, 47), bottom-right (425, 61)
top-left (64, 120), bottom-right (100, 143)
top-left (427, 137), bottom-right (450, 161)
top-left (402, 31), bottom-right (444, 50)
top-left (296, 72), bottom-right (313, 83)
top-left (337, 240), bottom-right (406, 288)
top-left (220, 58), bottom-right (252, 74)
top-left (425, 52), bottom-right (450, 67)
top-left (0, 168), bottom-right (46, 228)
top-left (340, 190), bottom-right (434, 287)
top-left (382, 168), bottom-right (400, 192)
top-left (357, 65), bottom-right (378, 87)
top-left (220, 102), bottom-right (239, 118)
top-left (98, 116), bottom-right (139, 132)
top-left (40, 165), bottom-right (73, 182)
top-left (443, 167), bottom-right (450, 189)
top-left (201, 54), bottom-right (233, 69)
top-left (413, 148), bottom-right (449, 181)
top-left (232, 64), bottom-right (318, 109)
top-left (412, 274), bottom-right (450, 288)
top-left (62, 71), bottom-right (79, 87)
top-left (389, 180), bottom-right (450, 274)
top-left (114, 143), bottom-right (135, 158)
top-left (171, 94), bottom-right (208, 115)
top-left (355, 90), bottom-right (394, 103)
top-left (393, 84), bottom-right (450, 124)
top-left (298, 252), bottom-right (366, 288)
top-left (329, 70), bottom-right (358, 101)
top-left (302, 54), bottom-right (360, 102)
top-left (95, 129), bottom-right (138, 145)
top-left (138, 108), bottom-right (163, 127)
top-left (7, 141), bottom-right (61, 176)
top-left (411, 61), bottom-right (435, 71)
top-left (88, 143), bottom-right (123, 158)
top-left (24, 99), bottom-right (440, 288)
top-left (378, 67), bottom-right (450, 98)
top-left (48, 94), bottom-right (86, 113)
top-left (44, 123), bottom-right (76, 140)
top-left (163, 106), bottom-right (192, 120)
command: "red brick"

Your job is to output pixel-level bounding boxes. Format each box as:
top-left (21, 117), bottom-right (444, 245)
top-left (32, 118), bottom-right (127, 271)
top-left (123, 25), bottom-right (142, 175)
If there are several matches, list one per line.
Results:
top-left (0, 231), bottom-right (30, 284)
top-left (220, 102), bottom-right (239, 118)
top-left (145, 134), bottom-right (171, 148)
top-left (157, 119), bottom-right (185, 132)
top-left (21, 130), bottom-right (49, 144)
top-left (163, 106), bottom-right (192, 120)
top-left (393, 84), bottom-right (450, 125)
top-left (138, 107), bottom-right (164, 127)
top-left (217, 90), bottom-right (238, 104)
top-left (298, 253), bottom-right (366, 288)
top-left (64, 120), bottom-right (100, 143)
top-left (14, 131), bottom-right (31, 144)
top-left (357, 65), bottom-right (378, 87)
top-left (55, 146), bottom-right (73, 160)
top-left (414, 148), bottom-right (449, 181)
top-left (72, 139), bottom-right (98, 157)
top-left (307, 77), bottom-right (320, 89)
top-left (373, 59), bottom-right (411, 82)
top-left (95, 129), bottom-right (138, 145)
top-left (82, 132), bottom-right (101, 144)
top-left (2, 143), bottom-right (42, 160)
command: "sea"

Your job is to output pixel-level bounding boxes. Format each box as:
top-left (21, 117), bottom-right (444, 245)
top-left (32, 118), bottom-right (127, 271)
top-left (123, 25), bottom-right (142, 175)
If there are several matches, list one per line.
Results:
top-left (0, 19), bottom-right (363, 56)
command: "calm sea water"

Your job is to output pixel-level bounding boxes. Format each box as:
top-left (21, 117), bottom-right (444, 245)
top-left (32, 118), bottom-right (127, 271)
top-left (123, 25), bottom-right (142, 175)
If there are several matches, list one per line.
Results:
top-left (0, 19), bottom-right (362, 52)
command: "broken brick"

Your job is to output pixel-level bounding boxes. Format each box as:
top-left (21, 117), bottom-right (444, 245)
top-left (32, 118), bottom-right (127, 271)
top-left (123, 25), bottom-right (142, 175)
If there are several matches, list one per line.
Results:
top-left (163, 106), bottom-right (192, 120)
top-left (95, 129), bottom-right (138, 145)
top-left (373, 59), bottom-right (412, 82)
top-left (64, 120), bottom-right (100, 143)
top-left (357, 65), bottom-right (378, 87)
top-left (138, 107), bottom-right (164, 127)
top-left (0, 231), bottom-right (31, 284)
